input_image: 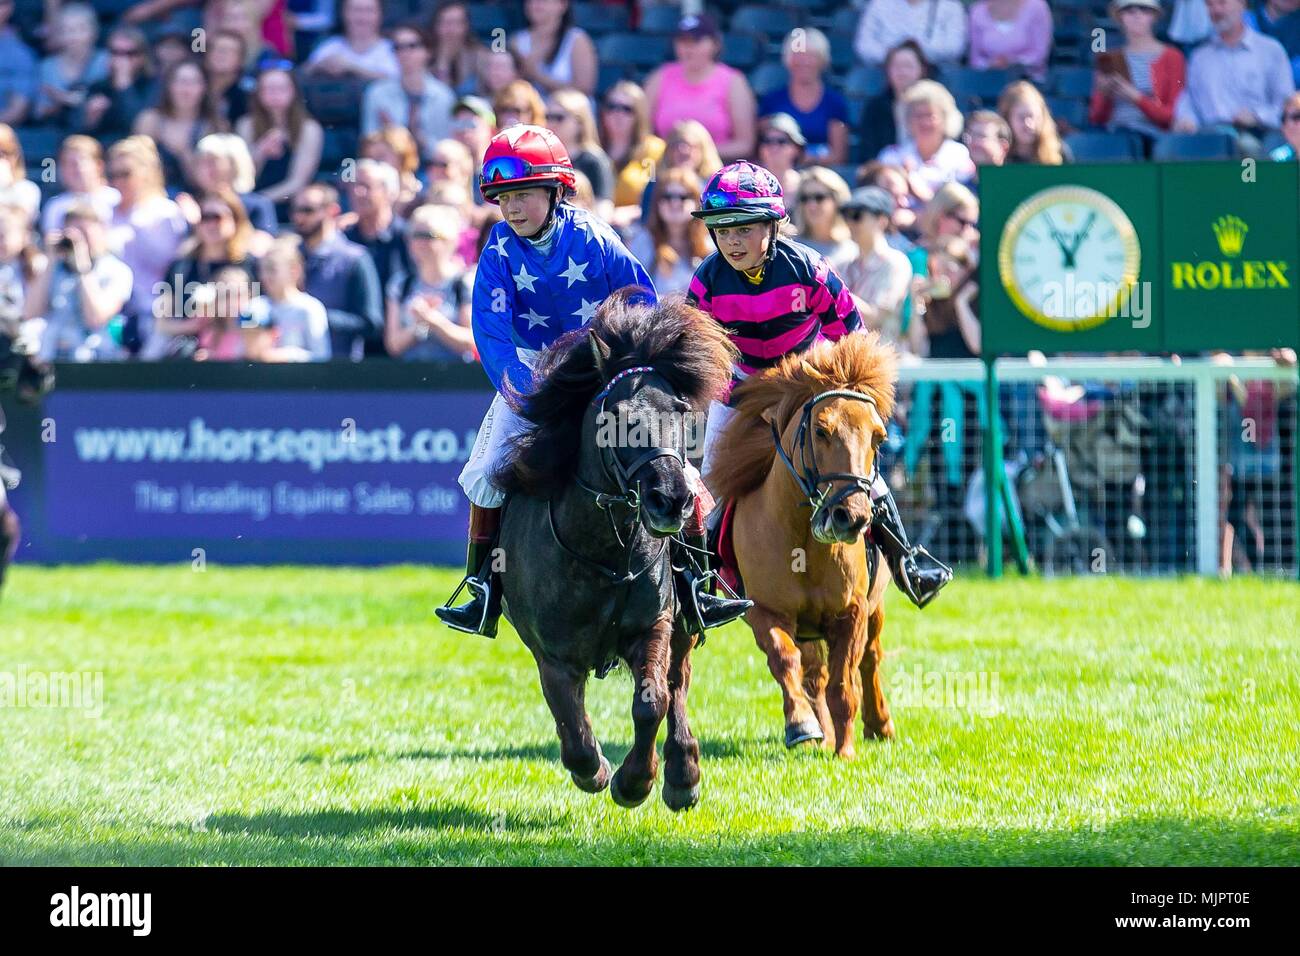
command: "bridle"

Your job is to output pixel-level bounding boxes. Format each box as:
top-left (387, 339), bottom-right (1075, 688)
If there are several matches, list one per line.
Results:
top-left (547, 363), bottom-right (686, 587)
top-left (771, 388), bottom-right (882, 538)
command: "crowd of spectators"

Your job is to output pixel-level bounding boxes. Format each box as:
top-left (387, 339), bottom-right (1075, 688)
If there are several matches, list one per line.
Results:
top-left (0, 0), bottom-right (1294, 368)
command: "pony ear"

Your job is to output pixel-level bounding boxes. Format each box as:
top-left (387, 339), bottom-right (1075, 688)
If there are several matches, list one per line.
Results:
top-left (587, 330), bottom-right (609, 382)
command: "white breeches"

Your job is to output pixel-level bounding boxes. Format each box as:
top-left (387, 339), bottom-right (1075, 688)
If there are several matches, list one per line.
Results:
top-left (458, 394), bottom-right (528, 508)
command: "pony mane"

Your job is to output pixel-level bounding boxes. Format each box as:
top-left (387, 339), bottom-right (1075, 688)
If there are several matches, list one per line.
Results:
top-left (494, 289), bottom-right (737, 497)
top-left (707, 332), bottom-right (899, 502)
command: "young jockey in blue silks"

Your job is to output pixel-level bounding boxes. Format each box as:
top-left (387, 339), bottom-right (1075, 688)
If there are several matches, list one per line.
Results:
top-left (436, 125), bottom-right (751, 638)
top-left (687, 161), bottom-right (952, 607)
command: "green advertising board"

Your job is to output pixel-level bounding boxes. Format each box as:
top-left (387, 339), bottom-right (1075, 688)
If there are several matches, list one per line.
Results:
top-left (980, 161), bottom-right (1300, 356)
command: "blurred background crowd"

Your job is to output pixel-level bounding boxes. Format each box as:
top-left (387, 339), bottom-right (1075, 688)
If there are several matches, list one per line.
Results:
top-left (0, 0), bottom-right (1294, 574)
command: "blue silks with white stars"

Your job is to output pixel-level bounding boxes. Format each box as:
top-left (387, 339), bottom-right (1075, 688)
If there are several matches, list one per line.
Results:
top-left (471, 203), bottom-right (657, 394)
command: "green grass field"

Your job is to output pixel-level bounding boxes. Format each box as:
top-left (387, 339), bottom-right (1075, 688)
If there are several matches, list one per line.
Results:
top-left (0, 565), bottom-right (1296, 866)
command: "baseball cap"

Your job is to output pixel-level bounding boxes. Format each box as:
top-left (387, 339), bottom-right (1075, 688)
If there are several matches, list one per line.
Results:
top-left (842, 186), bottom-right (895, 218)
top-left (675, 13), bottom-right (721, 41)
top-left (760, 113), bottom-right (807, 148)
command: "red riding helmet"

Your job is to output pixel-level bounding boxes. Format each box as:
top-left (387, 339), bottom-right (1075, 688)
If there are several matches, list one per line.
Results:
top-left (479, 125), bottom-right (577, 204)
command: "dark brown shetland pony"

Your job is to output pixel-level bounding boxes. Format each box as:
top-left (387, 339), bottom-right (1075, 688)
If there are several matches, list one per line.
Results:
top-left (708, 333), bottom-right (899, 759)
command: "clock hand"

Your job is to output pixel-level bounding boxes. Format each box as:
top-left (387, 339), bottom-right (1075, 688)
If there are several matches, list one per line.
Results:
top-left (1066, 212), bottom-right (1097, 264)
top-left (1042, 213), bottom-right (1073, 268)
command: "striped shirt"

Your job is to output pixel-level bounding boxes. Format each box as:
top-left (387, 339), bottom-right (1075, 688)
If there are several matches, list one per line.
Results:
top-left (686, 237), bottom-right (862, 385)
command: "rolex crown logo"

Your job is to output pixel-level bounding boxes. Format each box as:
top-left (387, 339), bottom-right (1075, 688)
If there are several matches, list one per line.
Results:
top-left (1211, 215), bottom-right (1248, 258)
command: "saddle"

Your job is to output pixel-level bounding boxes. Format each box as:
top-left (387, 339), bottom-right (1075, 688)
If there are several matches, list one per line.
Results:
top-left (705, 499), bottom-right (745, 598)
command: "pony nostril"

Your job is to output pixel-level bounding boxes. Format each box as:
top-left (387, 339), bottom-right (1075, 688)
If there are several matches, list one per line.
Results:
top-left (646, 490), bottom-right (672, 515)
top-left (831, 505), bottom-right (850, 529)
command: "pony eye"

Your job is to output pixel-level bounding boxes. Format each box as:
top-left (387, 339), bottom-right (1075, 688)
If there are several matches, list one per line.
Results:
top-left (814, 425), bottom-right (831, 440)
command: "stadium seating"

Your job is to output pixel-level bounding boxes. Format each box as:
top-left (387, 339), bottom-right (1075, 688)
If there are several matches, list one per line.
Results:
top-left (572, 2), bottom-right (632, 36)
top-left (1151, 132), bottom-right (1239, 162)
top-left (597, 33), bottom-right (673, 70)
top-left (749, 62), bottom-right (790, 97)
top-left (639, 3), bottom-right (684, 35)
top-left (1047, 97), bottom-right (1089, 134)
top-left (843, 65), bottom-right (887, 100)
top-left (1064, 131), bottom-right (1144, 163)
top-left (1051, 66), bottom-right (1095, 99)
top-left (300, 77), bottom-right (371, 129)
top-left (942, 67), bottom-right (1025, 109)
top-left (729, 5), bottom-right (799, 45)
top-left (721, 33), bottom-right (761, 72)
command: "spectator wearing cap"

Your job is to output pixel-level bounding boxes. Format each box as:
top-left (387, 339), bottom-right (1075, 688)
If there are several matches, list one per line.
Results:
top-left (758, 28), bottom-right (850, 165)
top-left (878, 80), bottom-right (976, 207)
top-left (0, 0), bottom-right (39, 127)
top-left (645, 14), bottom-right (757, 162)
top-left (291, 182), bottom-right (383, 360)
top-left (855, 0), bottom-right (969, 68)
top-left (510, 0), bottom-right (598, 96)
top-left (429, 1), bottom-right (486, 96)
top-left (304, 0), bottom-right (399, 81)
top-left (1090, 1), bottom-right (1186, 150)
top-left (1271, 89), bottom-right (1300, 156)
top-left (361, 22), bottom-right (456, 162)
top-left (236, 67), bottom-right (325, 220)
top-left (858, 41), bottom-right (933, 163)
top-left (34, 2), bottom-right (109, 126)
top-left (791, 166), bottom-right (857, 267)
top-left (839, 186), bottom-right (917, 352)
top-left (80, 26), bottom-right (157, 141)
top-left (968, 0), bottom-right (1053, 81)
top-left (960, 110), bottom-right (1012, 195)
top-left (600, 80), bottom-right (664, 226)
top-left (344, 159), bottom-right (413, 303)
top-left (1173, 0), bottom-right (1295, 154)
top-left (451, 96), bottom-right (495, 166)
top-left (757, 113), bottom-right (807, 199)
top-left (1250, 0), bottom-right (1300, 85)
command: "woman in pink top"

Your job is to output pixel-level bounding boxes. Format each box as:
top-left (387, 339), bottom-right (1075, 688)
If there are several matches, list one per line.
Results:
top-left (968, 0), bottom-right (1053, 81)
top-left (645, 13), bottom-right (756, 162)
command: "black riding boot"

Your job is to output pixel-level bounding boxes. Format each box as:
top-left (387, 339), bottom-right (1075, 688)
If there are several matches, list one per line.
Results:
top-left (435, 503), bottom-right (503, 638)
top-left (870, 488), bottom-right (952, 608)
top-left (0, 504), bottom-right (18, 593)
top-left (675, 532), bottom-right (752, 635)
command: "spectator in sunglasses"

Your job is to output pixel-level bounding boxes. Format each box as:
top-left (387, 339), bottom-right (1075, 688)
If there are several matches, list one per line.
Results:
top-left (1271, 90), bottom-right (1300, 158)
top-left (362, 23), bottom-right (456, 161)
top-left (304, 0), bottom-right (399, 80)
top-left (917, 182), bottom-right (980, 252)
top-left (600, 81), bottom-right (664, 225)
top-left (291, 182), bottom-right (383, 360)
top-left (759, 28), bottom-right (850, 165)
top-left (756, 113), bottom-right (807, 199)
top-left (79, 26), bottom-right (156, 140)
top-left (789, 166), bottom-right (856, 266)
top-left (625, 167), bottom-right (709, 297)
top-left (839, 186), bottom-right (918, 353)
top-left (545, 88), bottom-right (613, 217)
top-left (237, 67), bottom-right (324, 220)
top-left (384, 203), bottom-right (474, 362)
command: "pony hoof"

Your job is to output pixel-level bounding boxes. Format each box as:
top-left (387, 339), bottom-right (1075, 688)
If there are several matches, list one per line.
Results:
top-left (865, 719), bottom-right (896, 741)
top-left (571, 755), bottom-right (612, 794)
top-left (785, 720), bottom-right (825, 748)
top-left (609, 768), bottom-right (652, 808)
top-left (661, 780), bottom-right (700, 812)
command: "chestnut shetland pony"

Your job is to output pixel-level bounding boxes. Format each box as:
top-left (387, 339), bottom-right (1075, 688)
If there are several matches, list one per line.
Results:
top-left (708, 333), bottom-right (899, 759)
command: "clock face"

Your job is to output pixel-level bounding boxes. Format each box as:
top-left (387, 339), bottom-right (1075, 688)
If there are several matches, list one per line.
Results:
top-left (997, 186), bottom-right (1141, 332)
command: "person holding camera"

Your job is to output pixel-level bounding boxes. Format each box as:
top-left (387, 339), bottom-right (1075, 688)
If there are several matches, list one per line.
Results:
top-left (24, 203), bottom-right (132, 362)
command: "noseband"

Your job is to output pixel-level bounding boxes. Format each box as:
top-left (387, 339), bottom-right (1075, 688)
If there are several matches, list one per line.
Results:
top-left (547, 364), bottom-right (686, 586)
top-left (771, 388), bottom-right (881, 531)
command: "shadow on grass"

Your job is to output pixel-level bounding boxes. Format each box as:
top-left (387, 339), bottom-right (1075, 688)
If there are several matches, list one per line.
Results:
top-left (204, 803), bottom-right (561, 838)
top-left (300, 736), bottom-right (776, 766)
top-left (3, 815), bottom-right (1296, 867)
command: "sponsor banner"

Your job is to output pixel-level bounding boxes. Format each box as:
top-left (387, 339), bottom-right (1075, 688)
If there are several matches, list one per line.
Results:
top-left (41, 390), bottom-right (491, 542)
